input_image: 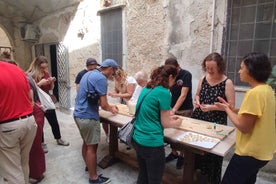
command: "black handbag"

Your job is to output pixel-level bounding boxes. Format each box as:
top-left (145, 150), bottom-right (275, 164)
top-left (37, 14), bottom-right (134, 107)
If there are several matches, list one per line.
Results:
top-left (117, 88), bottom-right (152, 147)
top-left (87, 92), bottom-right (99, 105)
top-left (86, 72), bottom-right (100, 105)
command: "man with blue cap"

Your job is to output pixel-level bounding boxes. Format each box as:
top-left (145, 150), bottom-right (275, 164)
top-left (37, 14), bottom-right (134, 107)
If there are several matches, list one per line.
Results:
top-left (74, 59), bottom-right (119, 184)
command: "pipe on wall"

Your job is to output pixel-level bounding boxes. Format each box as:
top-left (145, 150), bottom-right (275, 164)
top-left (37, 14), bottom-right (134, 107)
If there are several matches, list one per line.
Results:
top-left (210, 0), bottom-right (216, 53)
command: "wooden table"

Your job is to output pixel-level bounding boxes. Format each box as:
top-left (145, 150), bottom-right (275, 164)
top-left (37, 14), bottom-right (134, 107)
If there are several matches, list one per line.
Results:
top-left (98, 109), bottom-right (236, 184)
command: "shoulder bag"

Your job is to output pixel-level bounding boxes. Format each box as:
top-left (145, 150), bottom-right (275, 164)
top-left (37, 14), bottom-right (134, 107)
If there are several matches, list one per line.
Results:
top-left (117, 88), bottom-right (152, 147)
top-left (86, 71), bottom-right (100, 105)
top-left (37, 86), bottom-right (56, 112)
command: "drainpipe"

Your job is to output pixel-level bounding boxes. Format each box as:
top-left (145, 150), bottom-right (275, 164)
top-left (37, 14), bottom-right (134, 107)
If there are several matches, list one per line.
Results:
top-left (210, 0), bottom-right (216, 53)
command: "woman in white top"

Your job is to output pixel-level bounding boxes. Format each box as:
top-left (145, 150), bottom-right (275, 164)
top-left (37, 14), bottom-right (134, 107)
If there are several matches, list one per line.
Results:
top-left (108, 67), bottom-right (136, 104)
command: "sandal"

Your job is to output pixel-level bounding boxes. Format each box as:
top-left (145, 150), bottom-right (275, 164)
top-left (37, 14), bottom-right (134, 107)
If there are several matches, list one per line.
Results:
top-left (56, 139), bottom-right (70, 146)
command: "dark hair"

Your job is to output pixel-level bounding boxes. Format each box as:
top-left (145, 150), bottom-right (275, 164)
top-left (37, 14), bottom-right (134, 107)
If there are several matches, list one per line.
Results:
top-left (146, 65), bottom-right (178, 88)
top-left (242, 52), bottom-right (271, 82)
top-left (0, 50), bottom-right (16, 65)
top-left (202, 52), bottom-right (226, 74)
top-left (1, 50), bottom-right (11, 59)
top-left (165, 57), bottom-right (179, 67)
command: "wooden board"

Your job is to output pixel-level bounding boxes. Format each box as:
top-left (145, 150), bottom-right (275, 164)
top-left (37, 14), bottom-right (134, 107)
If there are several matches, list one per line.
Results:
top-left (176, 117), bottom-right (235, 140)
top-left (111, 103), bottom-right (133, 117)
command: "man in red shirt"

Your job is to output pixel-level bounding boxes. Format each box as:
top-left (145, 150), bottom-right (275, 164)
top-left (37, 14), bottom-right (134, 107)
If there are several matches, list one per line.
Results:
top-left (0, 61), bottom-right (37, 184)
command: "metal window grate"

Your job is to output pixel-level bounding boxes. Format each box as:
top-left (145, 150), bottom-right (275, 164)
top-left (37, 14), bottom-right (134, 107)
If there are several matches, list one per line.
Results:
top-left (100, 8), bottom-right (123, 66)
top-left (225, 0), bottom-right (276, 86)
top-left (0, 47), bottom-right (12, 55)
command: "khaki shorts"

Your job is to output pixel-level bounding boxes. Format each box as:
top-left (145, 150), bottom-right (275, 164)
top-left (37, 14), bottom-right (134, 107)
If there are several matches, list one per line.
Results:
top-left (74, 117), bottom-right (101, 145)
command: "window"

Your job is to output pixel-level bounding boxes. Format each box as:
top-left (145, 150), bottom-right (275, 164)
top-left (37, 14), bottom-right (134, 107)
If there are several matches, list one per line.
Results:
top-left (0, 47), bottom-right (12, 54)
top-left (224, 0), bottom-right (276, 86)
top-left (100, 8), bottom-right (123, 66)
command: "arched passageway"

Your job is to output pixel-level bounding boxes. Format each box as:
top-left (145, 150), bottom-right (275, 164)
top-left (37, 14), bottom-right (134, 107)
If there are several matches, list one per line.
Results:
top-left (0, 26), bottom-right (13, 58)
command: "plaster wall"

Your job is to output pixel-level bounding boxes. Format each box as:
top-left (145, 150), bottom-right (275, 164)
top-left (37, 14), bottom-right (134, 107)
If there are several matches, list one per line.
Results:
top-left (0, 0), bottom-right (229, 94)
top-left (0, 16), bottom-right (33, 69)
top-left (0, 0), bottom-right (233, 102)
top-left (0, 27), bottom-right (11, 47)
top-left (165, 0), bottom-right (227, 95)
top-left (124, 0), bottom-right (168, 76)
top-left (0, 0), bottom-right (244, 105)
top-left (35, 0), bottom-right (101, 104)
top-left (113, 0), bottom-right (227, 96)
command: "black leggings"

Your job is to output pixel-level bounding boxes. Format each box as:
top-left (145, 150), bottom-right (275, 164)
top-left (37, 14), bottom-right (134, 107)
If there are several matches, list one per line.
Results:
top-left (42, 109), bottom-right (61, 141)
top-left (221, 154), bottom-right (268, 184)
top-left (133, 140), bottom-right (165, 184)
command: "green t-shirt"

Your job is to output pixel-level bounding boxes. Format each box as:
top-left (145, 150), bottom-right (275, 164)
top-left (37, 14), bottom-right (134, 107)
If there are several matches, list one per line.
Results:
top-left (132, 86), bottom-right (171, 147)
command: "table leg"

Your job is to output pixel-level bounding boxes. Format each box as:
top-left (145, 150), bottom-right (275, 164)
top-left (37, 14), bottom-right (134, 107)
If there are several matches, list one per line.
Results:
top-left (182, 151), bottom-right (195, 183)
top-left (98, 124), bottom-right (119, 168)
top-left (109, 124), bottom-right (118, 155)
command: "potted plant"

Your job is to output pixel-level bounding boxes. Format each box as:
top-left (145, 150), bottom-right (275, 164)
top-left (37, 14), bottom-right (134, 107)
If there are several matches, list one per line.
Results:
top-left (267, 65), bottom-right (276, 95)
top-left (267, 65), bottom-right (276, 119)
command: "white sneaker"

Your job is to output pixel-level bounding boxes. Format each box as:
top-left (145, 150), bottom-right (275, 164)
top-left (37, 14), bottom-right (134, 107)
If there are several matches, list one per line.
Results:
top-left (106, 134), bottom-right (109, 143)
top-left (42, 143), bottom-right (48, 153)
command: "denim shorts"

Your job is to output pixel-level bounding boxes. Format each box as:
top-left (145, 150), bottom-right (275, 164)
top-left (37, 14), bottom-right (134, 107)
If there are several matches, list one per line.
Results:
top-left (74, 117), bottom-right (101, 145)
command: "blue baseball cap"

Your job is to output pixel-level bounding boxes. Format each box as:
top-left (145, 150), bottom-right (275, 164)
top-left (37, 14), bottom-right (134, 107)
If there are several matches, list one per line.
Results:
top-left (101, 59), bottom-right (118, 70)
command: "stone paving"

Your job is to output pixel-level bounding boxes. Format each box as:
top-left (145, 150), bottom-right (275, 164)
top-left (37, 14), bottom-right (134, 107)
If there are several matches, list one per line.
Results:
top-left (37, 109), bottom-right (276, 184)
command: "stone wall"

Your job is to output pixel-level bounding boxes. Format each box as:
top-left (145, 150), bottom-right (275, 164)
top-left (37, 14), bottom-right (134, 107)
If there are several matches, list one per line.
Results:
top-left (165, 0), bottom-right (227, 93)
top-left (33, 0), bottom-right (228, 104)
top-left (35, 0), bottom-right (101, 104)
top-left (114, 0), bottom-right (227, 94)
top-left (125, 0), bottom-right (168, 76)
top-left (0, 27), bottom-right (11, 47)
top-left (0, 0), bottom-right (228, 102)
top-left (0, 17), bottom-right (33, 69)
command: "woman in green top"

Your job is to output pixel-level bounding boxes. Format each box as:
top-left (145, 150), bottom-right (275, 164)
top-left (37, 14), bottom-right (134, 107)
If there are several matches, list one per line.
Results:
top-left (132, 65), bottom-right (182, 184)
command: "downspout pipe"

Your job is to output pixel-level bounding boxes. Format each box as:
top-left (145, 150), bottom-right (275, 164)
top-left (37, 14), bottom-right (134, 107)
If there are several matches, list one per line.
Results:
top-left (210, 0), bottom-right (216, 53)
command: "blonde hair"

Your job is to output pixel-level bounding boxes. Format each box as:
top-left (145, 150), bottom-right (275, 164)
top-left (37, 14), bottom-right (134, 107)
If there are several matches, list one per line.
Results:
top-left (26, 56), bottom-right (48, 82)
top-left (115, 67), bottom-right (127, 84)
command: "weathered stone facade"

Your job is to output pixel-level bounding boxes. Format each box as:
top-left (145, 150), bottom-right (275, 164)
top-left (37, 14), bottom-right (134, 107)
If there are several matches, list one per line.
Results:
top-left (0, 28), bottom-right (11, 47)
top-left (0, 0), bottom-right (227, 103)
top-left (125, 0), bottom-right (167, 74)
top-left (0, 0), bottom-right (229, 106)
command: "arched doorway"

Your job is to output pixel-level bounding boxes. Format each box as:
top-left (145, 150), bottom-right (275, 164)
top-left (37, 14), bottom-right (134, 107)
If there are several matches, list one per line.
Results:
top-left (34, 43), bottom-right (71, 110)
top-left (0, 26), bottom-right (13, 58)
